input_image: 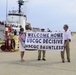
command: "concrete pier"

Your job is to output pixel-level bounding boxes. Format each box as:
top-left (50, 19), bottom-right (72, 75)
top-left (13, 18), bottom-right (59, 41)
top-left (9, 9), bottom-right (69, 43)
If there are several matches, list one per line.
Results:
top-left (0, 35), bottom-right (76, 75)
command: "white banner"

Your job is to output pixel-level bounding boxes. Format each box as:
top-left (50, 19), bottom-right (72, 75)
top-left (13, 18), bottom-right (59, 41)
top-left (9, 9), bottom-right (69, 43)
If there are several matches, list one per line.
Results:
top-left (25, 32), bottom-right (64, 51)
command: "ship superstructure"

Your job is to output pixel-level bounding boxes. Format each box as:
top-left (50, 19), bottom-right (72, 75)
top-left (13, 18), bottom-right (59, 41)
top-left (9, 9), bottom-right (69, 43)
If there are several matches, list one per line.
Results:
top-left (6, 0), bottom-right (27, 33)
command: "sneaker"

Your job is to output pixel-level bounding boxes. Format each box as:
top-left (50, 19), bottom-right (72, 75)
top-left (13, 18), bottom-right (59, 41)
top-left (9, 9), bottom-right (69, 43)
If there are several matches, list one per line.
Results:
top-left (62, 60), bottom-right (65, 63)
top-left (42, 58), bottom-right (46, 61)
top-left (37, 59), bottom-right (41, 61)
top-left (68, 60), bottom-right (70, 63)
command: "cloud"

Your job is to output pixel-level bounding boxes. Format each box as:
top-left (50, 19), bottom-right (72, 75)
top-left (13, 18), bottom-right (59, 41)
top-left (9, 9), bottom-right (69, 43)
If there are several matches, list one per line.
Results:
top-left (0, 0), bottom-right (76, 31)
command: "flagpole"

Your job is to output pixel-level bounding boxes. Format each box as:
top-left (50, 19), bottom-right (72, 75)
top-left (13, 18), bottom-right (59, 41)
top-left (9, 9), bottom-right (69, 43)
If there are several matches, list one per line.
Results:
top-left (6, 0), bottom-right (8, 24)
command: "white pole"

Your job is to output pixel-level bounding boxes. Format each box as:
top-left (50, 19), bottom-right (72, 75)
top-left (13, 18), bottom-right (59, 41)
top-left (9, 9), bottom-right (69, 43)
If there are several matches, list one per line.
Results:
top-left (6, 0), bottom-right (8, 24)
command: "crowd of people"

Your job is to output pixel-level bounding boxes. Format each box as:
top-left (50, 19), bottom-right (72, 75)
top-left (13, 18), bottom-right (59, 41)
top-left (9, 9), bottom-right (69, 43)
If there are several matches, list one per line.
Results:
top-left (19, 24), bottom-right (71, 63)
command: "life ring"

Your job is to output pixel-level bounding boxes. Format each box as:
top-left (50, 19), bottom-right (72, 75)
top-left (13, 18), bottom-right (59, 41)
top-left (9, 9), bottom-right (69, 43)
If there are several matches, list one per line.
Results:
top-left (1, 45), bottom-right (6, 51)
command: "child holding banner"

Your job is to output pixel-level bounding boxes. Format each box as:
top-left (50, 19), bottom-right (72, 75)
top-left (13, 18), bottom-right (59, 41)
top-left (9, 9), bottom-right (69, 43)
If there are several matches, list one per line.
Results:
top-left (38, 27), bottom-right (46, 61)
top-left (19, 28), bottom-right (26, 62)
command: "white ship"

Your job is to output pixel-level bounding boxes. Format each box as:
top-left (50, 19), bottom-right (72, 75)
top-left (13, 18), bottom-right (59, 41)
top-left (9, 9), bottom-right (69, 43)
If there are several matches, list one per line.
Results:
top-left (6, 10), bottom-right (26, 32)
top-left (0, 0), bottom-right (27, 48)
top-left (6, 0), bottom-right (27, 33)
top-left (0, 0), bottom-right (27, 37)
top-left (0, 0), bottom-right (40, 38)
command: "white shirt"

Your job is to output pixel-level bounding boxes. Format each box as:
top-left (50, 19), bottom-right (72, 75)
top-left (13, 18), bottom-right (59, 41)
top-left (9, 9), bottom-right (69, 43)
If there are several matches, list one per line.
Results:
top-left (25, 30), bottom-right (32, 32)
top-left (64, 30), bottom-right (71, 40)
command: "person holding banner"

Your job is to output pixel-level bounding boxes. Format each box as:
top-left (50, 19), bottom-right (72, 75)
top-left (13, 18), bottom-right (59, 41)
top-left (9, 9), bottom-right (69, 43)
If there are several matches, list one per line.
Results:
top-left (38, 27), bottom-right (46, 61)
top-left (19, 28), bottom-right (26, 62)
top-left (61, 24), bottom-right (71, 63)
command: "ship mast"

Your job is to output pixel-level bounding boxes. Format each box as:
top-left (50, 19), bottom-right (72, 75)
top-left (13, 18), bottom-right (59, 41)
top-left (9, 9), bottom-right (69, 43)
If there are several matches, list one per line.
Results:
top-left (18, 0), bottom-right (24, 13)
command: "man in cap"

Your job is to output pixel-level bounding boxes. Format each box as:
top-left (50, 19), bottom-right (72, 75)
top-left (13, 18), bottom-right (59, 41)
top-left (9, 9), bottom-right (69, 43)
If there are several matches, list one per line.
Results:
top-left (38, 27), bottom-right (46, 61)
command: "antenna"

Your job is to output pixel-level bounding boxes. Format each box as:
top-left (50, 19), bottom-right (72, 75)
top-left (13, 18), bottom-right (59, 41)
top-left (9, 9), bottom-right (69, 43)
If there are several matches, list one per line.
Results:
top-left (18, 0), bottom-right (24, 13)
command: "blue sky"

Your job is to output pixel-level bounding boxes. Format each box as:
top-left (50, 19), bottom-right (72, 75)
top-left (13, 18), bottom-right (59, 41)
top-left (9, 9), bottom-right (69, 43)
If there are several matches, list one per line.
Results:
top-left (0, 0), bottom-right (76, 31)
